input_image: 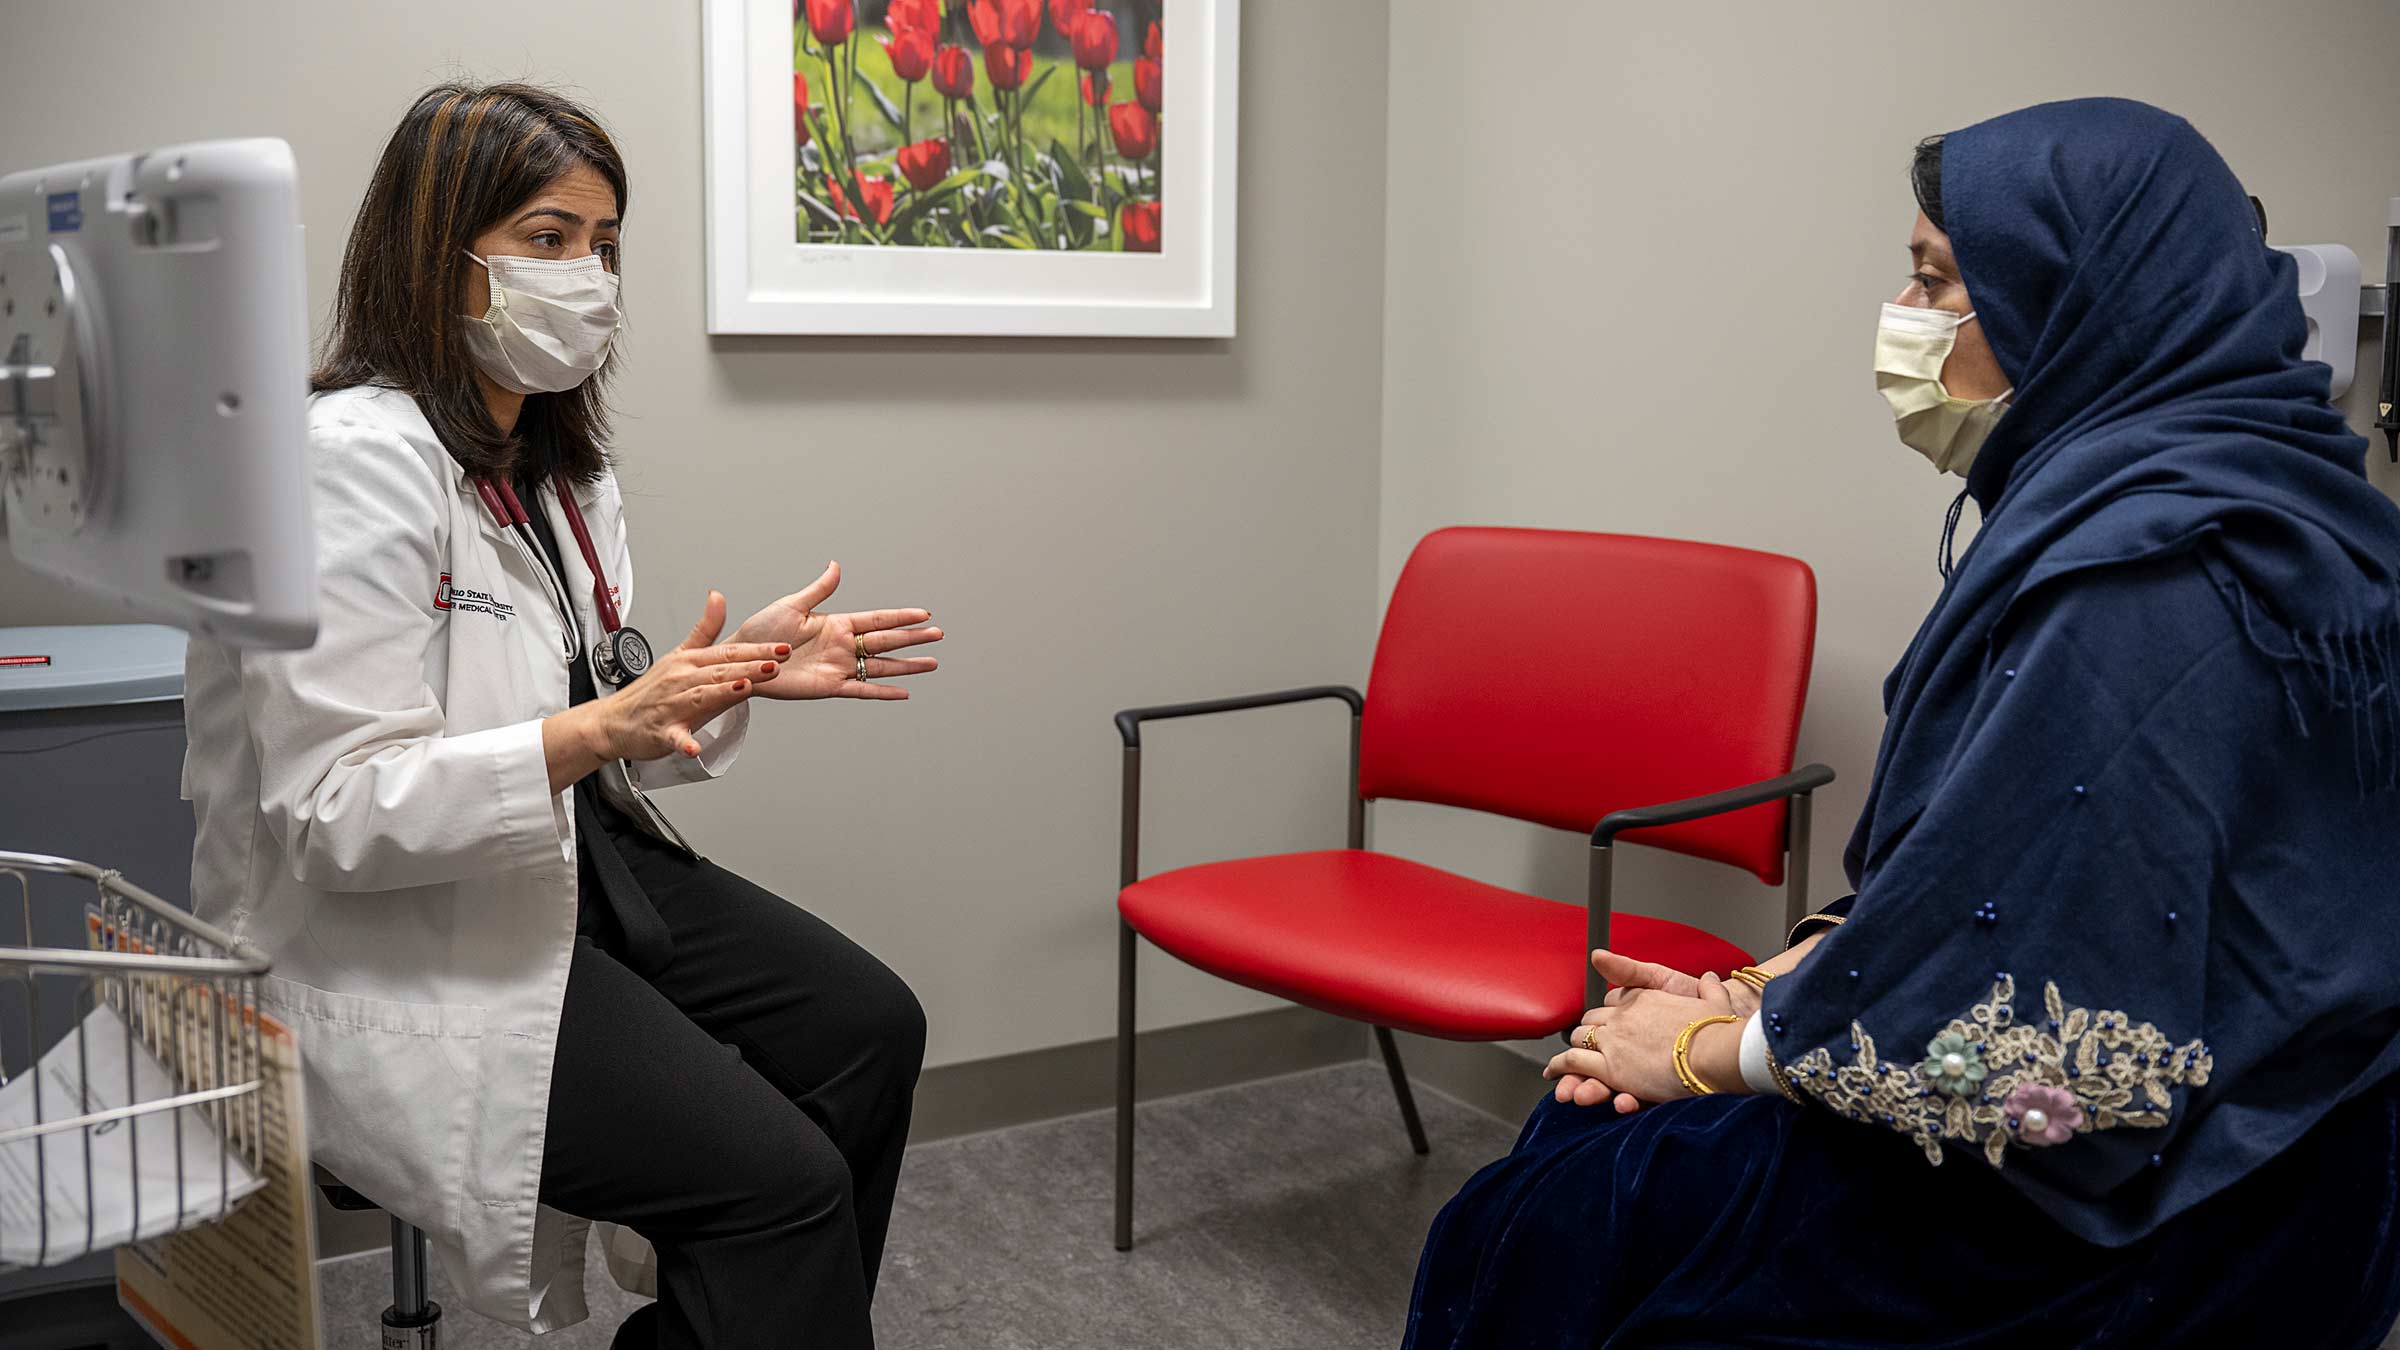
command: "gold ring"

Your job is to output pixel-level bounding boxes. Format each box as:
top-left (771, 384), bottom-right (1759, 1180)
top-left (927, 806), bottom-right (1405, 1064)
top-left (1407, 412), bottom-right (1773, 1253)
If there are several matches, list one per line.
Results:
top-left (1578, 1024), bottom-right (1599, 1052)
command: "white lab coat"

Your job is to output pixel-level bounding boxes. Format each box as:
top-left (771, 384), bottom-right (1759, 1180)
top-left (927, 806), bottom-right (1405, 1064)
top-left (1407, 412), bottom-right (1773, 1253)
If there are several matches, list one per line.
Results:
top-left (181, 384), bottom-right (740, 1332)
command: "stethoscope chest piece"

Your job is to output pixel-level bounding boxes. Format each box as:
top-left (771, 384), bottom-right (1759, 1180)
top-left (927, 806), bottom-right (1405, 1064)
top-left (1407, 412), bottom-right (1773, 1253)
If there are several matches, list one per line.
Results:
top-left (593, 625), bottom-right (652, 688)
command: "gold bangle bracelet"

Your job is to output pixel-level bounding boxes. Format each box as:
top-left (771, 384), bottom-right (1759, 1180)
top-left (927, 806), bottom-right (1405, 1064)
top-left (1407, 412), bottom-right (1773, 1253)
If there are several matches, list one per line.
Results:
top-left (1672, 1014), bottom-right (1741, 1097)
top-left (1729, 966), bottom-right (1775, 993)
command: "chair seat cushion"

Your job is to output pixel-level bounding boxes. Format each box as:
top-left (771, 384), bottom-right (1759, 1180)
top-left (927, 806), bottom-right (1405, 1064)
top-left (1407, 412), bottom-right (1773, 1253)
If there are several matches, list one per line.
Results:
top-left (1118, 850), bottom-right (1755, 1041)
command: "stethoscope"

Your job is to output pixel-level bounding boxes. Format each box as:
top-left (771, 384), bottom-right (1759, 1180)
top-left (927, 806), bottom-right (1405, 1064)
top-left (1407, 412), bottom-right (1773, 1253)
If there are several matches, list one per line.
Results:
top-left (471, 473), bottom-right (653, 689)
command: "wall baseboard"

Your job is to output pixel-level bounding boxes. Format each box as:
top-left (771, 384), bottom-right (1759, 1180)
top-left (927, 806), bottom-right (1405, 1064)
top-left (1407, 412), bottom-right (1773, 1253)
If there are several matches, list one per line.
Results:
top-left (909, 1005), bottom-right (1364, 1144)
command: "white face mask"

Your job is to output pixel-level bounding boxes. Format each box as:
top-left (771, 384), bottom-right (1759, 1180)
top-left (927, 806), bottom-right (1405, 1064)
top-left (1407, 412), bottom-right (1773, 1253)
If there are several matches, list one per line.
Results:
top-left (1874, 302), bottom-right (2010, 477)
top-left (459, 250), bottom-right (621, 395)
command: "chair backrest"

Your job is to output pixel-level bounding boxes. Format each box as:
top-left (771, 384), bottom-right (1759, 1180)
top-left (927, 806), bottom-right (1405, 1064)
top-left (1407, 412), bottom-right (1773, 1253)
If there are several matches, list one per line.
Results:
top-left (1359, 527), bottom-right (1817, 883)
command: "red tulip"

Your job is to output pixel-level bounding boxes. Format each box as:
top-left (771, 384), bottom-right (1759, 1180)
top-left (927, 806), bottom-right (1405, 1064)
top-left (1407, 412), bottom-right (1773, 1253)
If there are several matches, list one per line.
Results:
top-left (967, 0), bottom-right (1040, 48)
top-left (887, 0), bottom-right (940, 38)
top-left (984, 42), bottom-right (1033, 92)
top-left (1048, 0), bottom-right (1090, 35)
top-left (793, 71), bottom-right (812, 148)
top-left (1081, 71), bottom-right (1109, 107)
top-left (803, 0), bottom-right (855, 45)
top-left (896, 139), bottom-right (952, 192)
top-left (1108, 101), bottom-right (1157, 160)
top-left (1145, 19), bottom-right (1161, 59)
top-left (1122, 200), bottom-right (1160, 253)
top-left (883, 24), bottom-right (935, 81)
top-left (932, 43), bottom-right (976, 99)
top-left (828, 175), bottom-right (895, 225)
top-left (1134, 56), bottom-right (1161, 113)
top-left (1070, 10), bottom-right (1118, 72)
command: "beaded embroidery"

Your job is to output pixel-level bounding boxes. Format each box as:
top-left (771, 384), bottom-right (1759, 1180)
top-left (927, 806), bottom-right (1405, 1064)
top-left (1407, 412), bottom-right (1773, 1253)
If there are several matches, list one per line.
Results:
top-left (1781, 975), bottom-right (2213, 1167)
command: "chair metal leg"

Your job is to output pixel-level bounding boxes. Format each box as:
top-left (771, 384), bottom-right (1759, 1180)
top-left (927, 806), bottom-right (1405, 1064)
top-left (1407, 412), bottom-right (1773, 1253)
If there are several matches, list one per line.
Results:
top-left (1586, 843), bottom-right (1616, 1009)
top-left (1346, 715), bottom-right (1366, 851)
top-left (1114, 918), bottom-right (1137, 1252)
top-left (1372, 1025), bottom-right (1432, 1155)
top-left (1115, 741), bottom-right (1142, 1254)
top-left (385, 1216), bottom-right (440, 1347)
top-left (1784, 789), bottom-right (1815, 938)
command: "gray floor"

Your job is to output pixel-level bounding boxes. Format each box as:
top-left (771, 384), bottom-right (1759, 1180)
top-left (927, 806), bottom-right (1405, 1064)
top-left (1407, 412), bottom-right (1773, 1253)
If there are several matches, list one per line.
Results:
top-left (315, 1062), bottom-right (1518, 1349)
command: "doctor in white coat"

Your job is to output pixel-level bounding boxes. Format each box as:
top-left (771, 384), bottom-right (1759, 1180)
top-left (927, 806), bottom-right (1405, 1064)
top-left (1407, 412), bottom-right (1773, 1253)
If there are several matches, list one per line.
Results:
top-left (183, 83), bottom-right (941, 1349)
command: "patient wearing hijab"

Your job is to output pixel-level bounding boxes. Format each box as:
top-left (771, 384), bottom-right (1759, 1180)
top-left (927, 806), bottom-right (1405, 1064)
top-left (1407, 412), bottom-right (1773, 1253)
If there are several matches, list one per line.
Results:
top-left (1404, 98), bottom-right (2400, 1349)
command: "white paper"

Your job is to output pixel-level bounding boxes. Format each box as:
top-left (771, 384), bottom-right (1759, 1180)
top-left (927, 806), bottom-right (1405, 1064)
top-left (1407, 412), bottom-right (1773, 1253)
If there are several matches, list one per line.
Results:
top-left (0, 1004), bottom-right (263, 1267)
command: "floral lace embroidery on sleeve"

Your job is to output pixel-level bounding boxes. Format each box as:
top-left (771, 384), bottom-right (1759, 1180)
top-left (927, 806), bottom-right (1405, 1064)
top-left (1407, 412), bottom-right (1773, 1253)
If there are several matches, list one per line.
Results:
top-left (1781, 975), bottom-right (2214, 1167)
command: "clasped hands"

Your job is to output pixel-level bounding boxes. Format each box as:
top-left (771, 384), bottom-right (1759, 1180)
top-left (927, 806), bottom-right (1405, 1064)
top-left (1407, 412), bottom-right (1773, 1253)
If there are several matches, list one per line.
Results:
top-left (1542, 949), bottom-right (1760, 1114)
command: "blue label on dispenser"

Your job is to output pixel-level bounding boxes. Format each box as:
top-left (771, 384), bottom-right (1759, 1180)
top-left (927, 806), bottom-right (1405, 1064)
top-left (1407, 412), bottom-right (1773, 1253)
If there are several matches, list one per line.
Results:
top-left (46, 192), bottom-right (82, 233)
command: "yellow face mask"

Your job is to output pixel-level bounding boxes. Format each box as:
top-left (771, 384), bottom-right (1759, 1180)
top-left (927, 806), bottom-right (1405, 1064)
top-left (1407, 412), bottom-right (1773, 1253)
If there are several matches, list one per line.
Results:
top-left (1875, 302), bottom-right (2011, 477)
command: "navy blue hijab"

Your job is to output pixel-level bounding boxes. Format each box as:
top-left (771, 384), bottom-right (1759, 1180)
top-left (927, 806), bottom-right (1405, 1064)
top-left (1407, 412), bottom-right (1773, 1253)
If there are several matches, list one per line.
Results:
top-left (1765, 98), bottom-right (2400, 1246)
top-left (1854, 98), bottom-right (2400, 881)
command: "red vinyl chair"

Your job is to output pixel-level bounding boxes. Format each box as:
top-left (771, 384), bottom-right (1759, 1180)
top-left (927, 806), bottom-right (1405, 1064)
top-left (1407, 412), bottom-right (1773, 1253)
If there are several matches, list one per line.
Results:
top-left (1109, 527), bottom-right (1832, 1250)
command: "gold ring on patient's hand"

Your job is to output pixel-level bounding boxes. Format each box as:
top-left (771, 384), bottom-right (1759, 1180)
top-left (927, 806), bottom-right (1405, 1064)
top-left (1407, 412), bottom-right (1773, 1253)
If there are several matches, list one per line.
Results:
top-left (1578, 1024), bottom-right (1600, 1052)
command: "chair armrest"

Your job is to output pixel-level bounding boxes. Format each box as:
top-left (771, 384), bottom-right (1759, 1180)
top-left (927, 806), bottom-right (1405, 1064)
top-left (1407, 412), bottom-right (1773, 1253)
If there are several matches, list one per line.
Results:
top-left (1114, 685), bottom-right (1365, 748)
top-left (1113, 685), bottom-right (1369, 890)
top-left (1589, 763), bottom-right (1836, 846)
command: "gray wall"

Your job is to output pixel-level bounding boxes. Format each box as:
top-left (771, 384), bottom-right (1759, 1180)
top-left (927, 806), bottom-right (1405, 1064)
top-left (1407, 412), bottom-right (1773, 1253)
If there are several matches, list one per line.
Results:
top-left (1375, 0), bottom-right (2400, 1069)
top-left (0, 0), bottom-right (1392, 1069)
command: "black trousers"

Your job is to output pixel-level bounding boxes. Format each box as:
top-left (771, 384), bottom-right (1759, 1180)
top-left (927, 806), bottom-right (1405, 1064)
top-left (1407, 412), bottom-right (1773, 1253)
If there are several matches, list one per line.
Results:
top-left (538, 811), bottom-right (926, 1350)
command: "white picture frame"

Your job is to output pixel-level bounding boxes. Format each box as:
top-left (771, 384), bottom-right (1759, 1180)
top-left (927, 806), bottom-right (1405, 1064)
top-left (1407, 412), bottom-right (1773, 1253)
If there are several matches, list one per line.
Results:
top-left (701, 0), bottom-right (1239, 337)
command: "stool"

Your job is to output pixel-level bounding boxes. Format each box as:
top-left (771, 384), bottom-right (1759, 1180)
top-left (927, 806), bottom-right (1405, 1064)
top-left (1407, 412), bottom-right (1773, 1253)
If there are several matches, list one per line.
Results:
top-left (313, 1165), bottom-right (442, 1349)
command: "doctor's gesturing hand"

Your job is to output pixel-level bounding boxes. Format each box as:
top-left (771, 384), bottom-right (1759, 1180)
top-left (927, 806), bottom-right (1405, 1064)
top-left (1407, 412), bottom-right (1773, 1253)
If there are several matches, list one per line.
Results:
top-left (729, 561), bottom-right (944, 702)
top-left (541, 591), bottom-right (790, 791)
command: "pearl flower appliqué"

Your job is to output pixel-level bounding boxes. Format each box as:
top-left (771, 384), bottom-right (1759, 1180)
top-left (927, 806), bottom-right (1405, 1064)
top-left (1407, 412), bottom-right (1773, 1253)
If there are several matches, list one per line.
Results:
top-left (1920, 1032), bottom-right (1987, 1097)
top-left (2003, 1082), bottom-right (2084, 1146)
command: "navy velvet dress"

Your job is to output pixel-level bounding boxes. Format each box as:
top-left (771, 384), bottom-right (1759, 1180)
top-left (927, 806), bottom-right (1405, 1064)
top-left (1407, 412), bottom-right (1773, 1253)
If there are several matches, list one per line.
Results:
top-left (1407, 100), bottom-right (2400, 1349)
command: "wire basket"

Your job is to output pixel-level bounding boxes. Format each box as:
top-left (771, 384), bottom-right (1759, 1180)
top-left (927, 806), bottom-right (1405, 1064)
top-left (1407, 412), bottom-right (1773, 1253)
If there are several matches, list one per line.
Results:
top-left (0, 849), bottom-right (272, 1270)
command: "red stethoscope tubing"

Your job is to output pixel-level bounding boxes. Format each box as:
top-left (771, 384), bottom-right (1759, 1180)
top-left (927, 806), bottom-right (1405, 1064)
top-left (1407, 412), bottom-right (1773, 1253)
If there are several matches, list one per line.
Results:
top-left (475, 474), bottom-right (624, 634)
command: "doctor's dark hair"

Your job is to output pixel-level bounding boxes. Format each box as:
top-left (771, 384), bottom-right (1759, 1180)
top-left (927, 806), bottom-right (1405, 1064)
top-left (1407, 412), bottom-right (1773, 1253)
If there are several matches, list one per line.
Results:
top-left (311, 82), bottom-right (626, 483)
top-left (1911, 135), bottom-right (1946, 233)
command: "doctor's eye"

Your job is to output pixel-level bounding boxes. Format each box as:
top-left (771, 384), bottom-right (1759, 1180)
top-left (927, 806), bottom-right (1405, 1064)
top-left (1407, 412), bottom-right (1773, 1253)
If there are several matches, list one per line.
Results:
top-left (596, 241), bottom-right (619, 267)
top-left (531, 230), bottom-right (565, 251)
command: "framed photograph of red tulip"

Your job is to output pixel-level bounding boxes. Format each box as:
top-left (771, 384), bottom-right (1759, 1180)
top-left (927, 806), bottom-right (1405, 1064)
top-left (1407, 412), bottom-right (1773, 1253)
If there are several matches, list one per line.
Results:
top-left (702, 0), bottom-right (1238, 336)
